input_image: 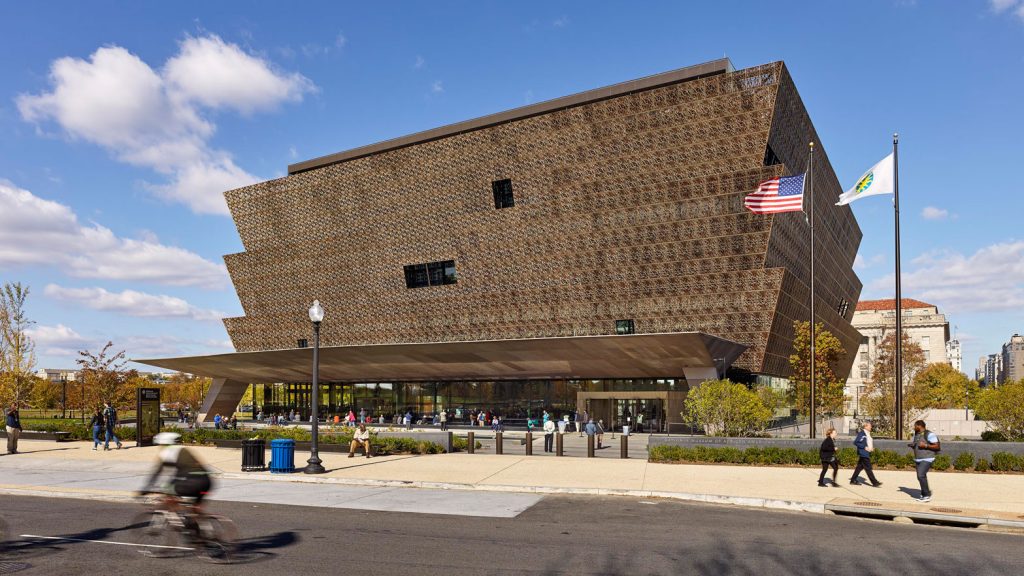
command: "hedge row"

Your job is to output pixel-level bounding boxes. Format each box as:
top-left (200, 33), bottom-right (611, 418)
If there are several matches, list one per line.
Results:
top-left (648, 445), bottom-right (1024, 473)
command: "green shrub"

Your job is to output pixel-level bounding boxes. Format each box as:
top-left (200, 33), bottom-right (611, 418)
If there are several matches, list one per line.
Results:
top-left (975, 458), bottom-right (990, 472)
top-left (872, 450), bottom-right (912, 469)
top-left (837, 447), bottom-right (859, 467)
top-left (932, 454), bottom-right (951, 471)
top-left (953, 452), bottom-right (975, 471)
top-left (991, 452), bottom-right (1023, 472)
top-left (981, 430), bottom-right (1008, 442)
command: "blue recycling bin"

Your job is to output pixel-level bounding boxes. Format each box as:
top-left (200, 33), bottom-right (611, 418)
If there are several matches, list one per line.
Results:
top-left (269, 438), bottom-right (296, 473)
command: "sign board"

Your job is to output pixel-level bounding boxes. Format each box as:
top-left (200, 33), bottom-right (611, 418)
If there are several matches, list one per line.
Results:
top-left (136, 387), bottom-right (161, 447)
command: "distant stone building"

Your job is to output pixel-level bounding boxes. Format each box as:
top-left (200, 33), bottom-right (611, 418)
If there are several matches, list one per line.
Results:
top-left (845, 298), bottom-right (950, 415)
top-left (1000, 334), bottom-right (1024, 384)
top-left (985, 354), bottom-right (1002, 387)
top-left (976, 356), bottom-right (987, 383)
top-left (34, 368), bottom-right (79, 383)
top-left (946, 338), bottom-right (962, 374)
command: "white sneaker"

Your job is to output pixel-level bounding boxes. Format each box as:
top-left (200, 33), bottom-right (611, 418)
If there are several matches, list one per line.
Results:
top-left (917, 496), bottom-right (932, 502)
top-left (92, 446), bottom-right (97, 451)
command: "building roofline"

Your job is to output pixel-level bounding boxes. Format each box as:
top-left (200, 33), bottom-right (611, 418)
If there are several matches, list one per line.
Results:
top-left (855, 298), bottom-right (937, 312)
top-left (287, 58), bottom-right (735, 174)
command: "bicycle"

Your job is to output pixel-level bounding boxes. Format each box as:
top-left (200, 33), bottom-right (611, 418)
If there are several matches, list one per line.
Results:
top-left (131, 492), bottom-right (237, 563)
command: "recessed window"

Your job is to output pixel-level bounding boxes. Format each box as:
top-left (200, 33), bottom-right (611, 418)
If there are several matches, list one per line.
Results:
top-left (404, 260), bottom-right (457, 288)
top-left (763, 144), bottom-right (782, 167)
top-left (492, 179), bottom-right (514, 209)
top-left (297, 339), bottom-right (308, 348)
top-left (615, 319), bottom-right (635, 335)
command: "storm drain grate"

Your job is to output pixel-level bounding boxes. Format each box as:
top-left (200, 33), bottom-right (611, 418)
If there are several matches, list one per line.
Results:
top-left (0, 561), bottom-right (31, 575)
top-left (929, 507), bottom-right (964, 514)
top-left (852, 501), bottom-right (883, 507)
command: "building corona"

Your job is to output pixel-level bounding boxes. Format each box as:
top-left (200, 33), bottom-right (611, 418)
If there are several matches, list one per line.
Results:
top-left (139, 58), bottom-right (863, 431)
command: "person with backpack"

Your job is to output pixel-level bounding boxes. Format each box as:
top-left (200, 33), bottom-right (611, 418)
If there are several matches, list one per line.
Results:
top-left (850, 421), bottom-right (881, 487)
top-left (89, 407), bottom-right (105, 451)
top-left (5, 404), bottom-right (22, 454)
top-left (909, 419), bottom-right (941, 502)
top-left (817, 427), bottom-right (840, 487)
top-left (103, 401), bottom-right (123, 450)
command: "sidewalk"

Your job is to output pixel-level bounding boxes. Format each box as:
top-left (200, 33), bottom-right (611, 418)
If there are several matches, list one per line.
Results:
top-left (3, 439), bottom-right (1023, 527)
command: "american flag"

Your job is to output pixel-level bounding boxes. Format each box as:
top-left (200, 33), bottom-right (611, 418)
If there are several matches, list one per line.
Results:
top-left (743, 173), bottom-right (806, 214)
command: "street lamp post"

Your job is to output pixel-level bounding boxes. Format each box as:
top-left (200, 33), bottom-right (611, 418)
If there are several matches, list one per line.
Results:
top-left (61, 374), bottom-right (67, 419)
top-left (305, 300), bottom-right (326, 474)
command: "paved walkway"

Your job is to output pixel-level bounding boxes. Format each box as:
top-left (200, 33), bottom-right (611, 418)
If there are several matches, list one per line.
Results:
top-left (2, 439), bottom-right (1023, 522)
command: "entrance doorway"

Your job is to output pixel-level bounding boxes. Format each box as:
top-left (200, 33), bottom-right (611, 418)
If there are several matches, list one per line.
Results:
top-left (614, 398), bottom-right (663, 433)
top-left (578, 392), bottom-right (671, 434)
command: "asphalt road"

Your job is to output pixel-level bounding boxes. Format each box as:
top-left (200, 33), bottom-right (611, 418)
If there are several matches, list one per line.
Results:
top-left (1, 493), bottom-right (1022, 575)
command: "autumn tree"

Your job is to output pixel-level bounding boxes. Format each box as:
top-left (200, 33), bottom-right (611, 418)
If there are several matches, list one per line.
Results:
top-left (976, 378), bottom-right (1024, 440)
top-left (0, 282), bottom-right (37, 406)
top-left (76, 342), bottom-right (135, 411)
top-left (787, 321), bottom-right (848, 419)
top-left (684, 379), bottom-right (774, 437)
top-left (912, 362), bottom-right (979, 411)
top-left (861, 331), bottom-right (926, 438)
top-left (161, 372), bottom-right (210, 411)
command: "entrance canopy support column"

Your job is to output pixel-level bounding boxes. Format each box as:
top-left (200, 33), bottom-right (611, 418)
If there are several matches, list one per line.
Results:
top-left (198, 378), bottom-right (249, 423)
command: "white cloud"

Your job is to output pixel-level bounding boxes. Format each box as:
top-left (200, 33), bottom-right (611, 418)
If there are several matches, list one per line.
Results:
top-left (991, 0), bottom-right (1019, 13)
top-left (28, 323), bottom-right (94, 358)
top-left (16, 34), bottom-right (314, 215)
top-left (921, 206), bottom-right (949, 220)
top-left (414, 55), bottom-right (425, 69)
top-left (0, 181), bottom-right (228, 289)
top-left (854, 252), bottom-right (885, 271)
top-left (335, 33), bottom-right (347, 49)
top-left (553, 15), bottom-right (569, 28)
top-left (869, 240), bottom-right (1024, 313)
top-left (431, 80), bottom-right (444, 93)
top-left (44, 284), bottom-right (224, 321)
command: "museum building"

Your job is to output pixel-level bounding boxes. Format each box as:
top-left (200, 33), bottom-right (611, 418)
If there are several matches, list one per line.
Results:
top-left (139, 58), bottom-right (863, 431)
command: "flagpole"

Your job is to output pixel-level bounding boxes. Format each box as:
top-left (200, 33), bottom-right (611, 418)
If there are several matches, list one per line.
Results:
top-left (809, 141), bottom-right (816, 439)
top-left (893, 132), bottom-right (903, 440)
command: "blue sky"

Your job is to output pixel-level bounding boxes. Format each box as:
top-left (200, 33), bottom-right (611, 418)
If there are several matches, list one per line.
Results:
top-left (1, 1), bottom-right (1021, 375)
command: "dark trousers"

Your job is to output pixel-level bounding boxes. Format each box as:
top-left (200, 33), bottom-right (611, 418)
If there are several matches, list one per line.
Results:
top-left (440, 421), bottom-right (447, 431)
top-left (916, 460), bottom-right (933, 497)
top-left (544, 433), bottom-right (554, 452)
top-left (851, 456), bottom-right (879, 484)
top-left (818, 460), bottom-right (838, 483)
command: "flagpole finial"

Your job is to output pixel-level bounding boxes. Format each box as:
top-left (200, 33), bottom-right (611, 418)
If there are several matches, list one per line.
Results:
top-left (809, 141), bottom-right (814, 149)
top-left (893, 132), bottom-right (899, 141)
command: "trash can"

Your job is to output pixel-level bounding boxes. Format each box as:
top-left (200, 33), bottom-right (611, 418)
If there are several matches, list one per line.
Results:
top-left (269, 438), bottom-right (295, 473)
top-left (241, 438), bottom-right (266, 471)
top-left (622, 425), bottom-right (630, 437)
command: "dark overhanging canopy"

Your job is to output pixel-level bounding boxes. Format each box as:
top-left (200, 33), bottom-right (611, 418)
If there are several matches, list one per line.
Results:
top-left (135, 332), bottom-right (748, 384)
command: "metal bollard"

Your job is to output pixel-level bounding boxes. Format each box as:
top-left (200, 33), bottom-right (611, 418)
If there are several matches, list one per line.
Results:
top-left (525, 432), bottom-right (532, 455)
top-left (556, 433), bottom-right (564, 457)
top-left (467, 431), bottom-right (475, 454)
top-left (587, 434), bottom-right (595, 458)
top-left (620, 434), bottom-right (628, 459)
top-left (495, 431), bottom-right (503, 455)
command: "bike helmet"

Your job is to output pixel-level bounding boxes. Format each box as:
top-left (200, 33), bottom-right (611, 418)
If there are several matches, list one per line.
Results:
top-left (153, 432), bottom-right (181, 445)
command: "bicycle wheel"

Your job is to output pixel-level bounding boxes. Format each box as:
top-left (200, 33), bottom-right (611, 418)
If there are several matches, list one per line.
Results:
top-left (195, 515), bottom-right (238, 563)
top-left (131, 511), bottom-right (181, 558)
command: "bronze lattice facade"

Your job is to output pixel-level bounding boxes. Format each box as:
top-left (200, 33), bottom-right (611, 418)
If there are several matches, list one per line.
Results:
top-left (220, 59), bottom-right (862, 379)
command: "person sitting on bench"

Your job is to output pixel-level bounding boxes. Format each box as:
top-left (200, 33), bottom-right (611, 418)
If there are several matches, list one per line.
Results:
top-left (349, 423), bottom-right (372, 458)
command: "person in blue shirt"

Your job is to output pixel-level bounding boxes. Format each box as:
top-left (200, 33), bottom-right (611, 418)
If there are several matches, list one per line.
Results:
top-left (909, 420), bottom-right (941, 502)
top-left (5, 404), bottom-right (22, 454)
top-left (850, 421), bottom-right (882, 487)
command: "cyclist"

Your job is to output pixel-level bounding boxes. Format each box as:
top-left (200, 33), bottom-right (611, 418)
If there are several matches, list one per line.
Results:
top-left (139, 432), bottom-right (214, 514)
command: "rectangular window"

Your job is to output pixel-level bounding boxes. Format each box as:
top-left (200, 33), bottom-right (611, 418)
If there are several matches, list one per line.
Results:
top-left (297, 339), bottom-right (308, 348)
top-left (921, 335), bottom-right (930, 348)
top-left (405, 260), bottom-right (457, 288)
top-left (615, 319), bottom-right (635, 335)
top-left (860, 366), bottom-right (869, 379)
top-left (924, 350), bottom-right (931, 362)
top-left (860, 351), bottom-right (868, 362)
top-left (492, 179), bottom-right (514, 209)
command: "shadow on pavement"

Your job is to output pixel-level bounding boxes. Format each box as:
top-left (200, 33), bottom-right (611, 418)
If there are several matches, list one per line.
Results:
top-left (898, 486), bottom-right (924, 499)
top-left (0, 447), bottom-right (78, 456)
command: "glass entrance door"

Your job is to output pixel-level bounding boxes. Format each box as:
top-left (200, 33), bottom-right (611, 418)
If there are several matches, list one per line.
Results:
top-left (614, 398), bottom-right (662, 433)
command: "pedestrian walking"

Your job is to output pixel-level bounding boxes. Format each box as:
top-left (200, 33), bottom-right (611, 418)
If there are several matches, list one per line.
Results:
top-left (347, 410), bottom-right (356, 428)
top-left (850, 421), bottom-right (881, 487)
top-left (596, 419), bottom-right (605, 448)
top-left (214, 413), bottom-right (222, 429)
top-left (102, 401), bottom-right (123, 450)
top-left (543, 417), bottom-right (556, 452)
top-left (580, 411), bottom-right (590, 437)
top-left (817, 427), bottom-right (840, 487)
top-left (439, 409), bottom-right (448, 431)
top-left (405, 410), bottom-right (413, 430)
top-left (909, 419), bottom-right (941, 502)
top-left (5, 404), bottom-right (22, 454)
top-left (636, 412), bottom-right (644, 433)
top-left (89, 407), bottom-right (105, 451)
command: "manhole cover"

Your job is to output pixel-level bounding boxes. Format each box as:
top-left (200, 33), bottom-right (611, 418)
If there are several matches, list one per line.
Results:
top-left (852, 501), bottom-right (883, 507)
top-left (1019, 515), bottom-right (1024, 520)
top-left (0, 562), bottom-right (31, 575)
top-left (930, 507), bottom-right (964, 514)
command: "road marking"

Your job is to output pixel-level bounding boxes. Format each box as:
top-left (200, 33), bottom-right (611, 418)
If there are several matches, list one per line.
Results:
top-left (639, 501), bottom-right (657, 505)
top-left (20, 534), bottom-right (193, 550)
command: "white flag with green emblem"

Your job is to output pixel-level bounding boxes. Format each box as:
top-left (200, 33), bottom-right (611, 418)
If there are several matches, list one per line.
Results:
top-left (837, 152), bottom-right (895, 205)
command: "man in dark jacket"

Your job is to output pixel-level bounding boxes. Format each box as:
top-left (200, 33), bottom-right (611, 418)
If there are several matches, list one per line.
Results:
top-left (5, 404), bottom-right (22, 454)
top-left (103, 402), bottom-right (123, 450)
top-left (850, 421), bottom-right (882, 487)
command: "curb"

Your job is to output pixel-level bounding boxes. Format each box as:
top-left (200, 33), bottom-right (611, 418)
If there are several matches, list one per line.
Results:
top-left (215, 472), bottom-right (827, 515)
